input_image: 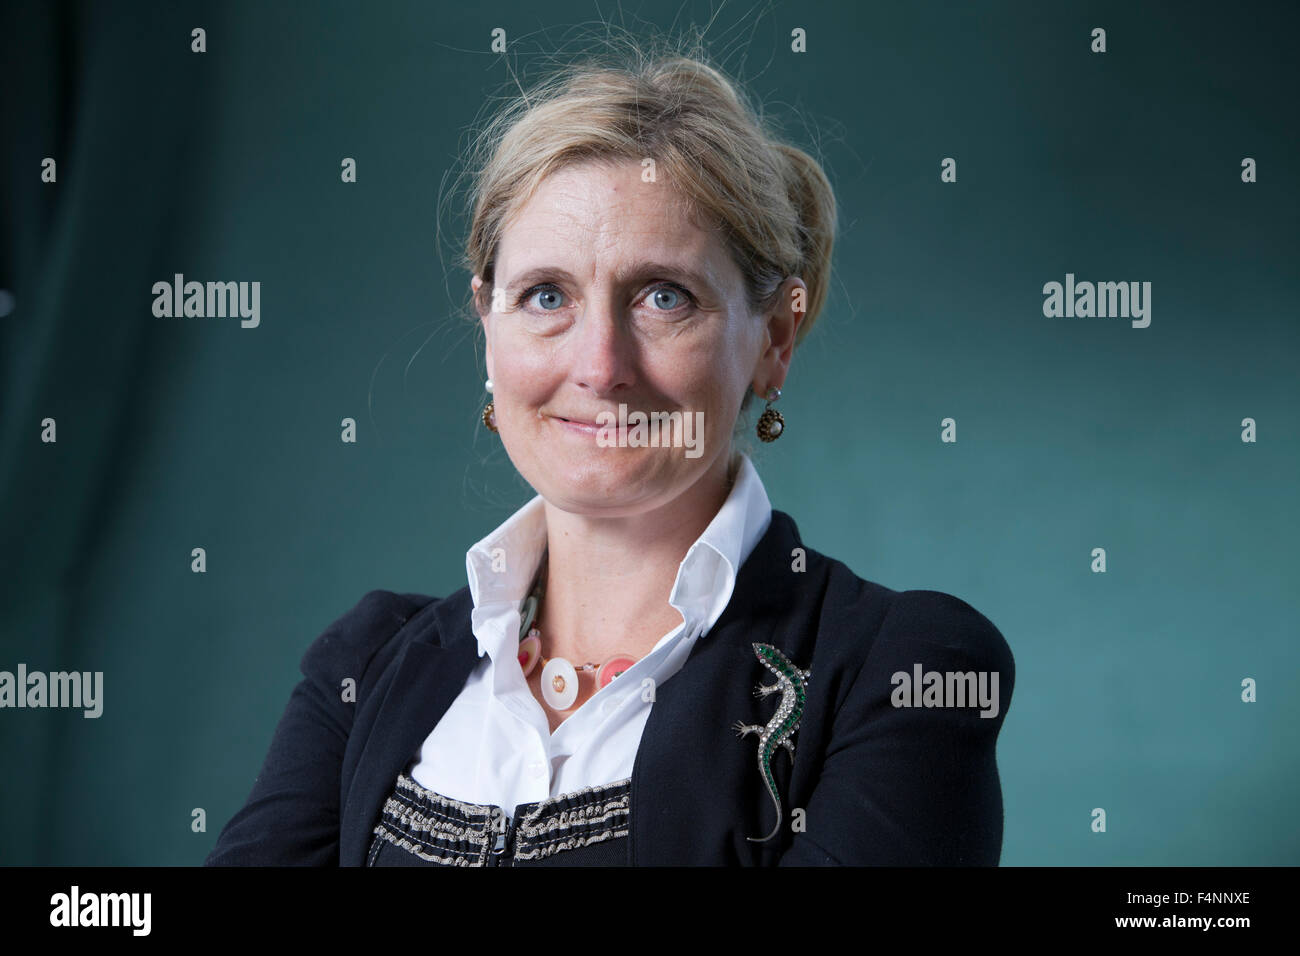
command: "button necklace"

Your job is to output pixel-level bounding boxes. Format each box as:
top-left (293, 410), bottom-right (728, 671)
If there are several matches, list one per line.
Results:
top-left (516, 549), bottom-right (638, 711)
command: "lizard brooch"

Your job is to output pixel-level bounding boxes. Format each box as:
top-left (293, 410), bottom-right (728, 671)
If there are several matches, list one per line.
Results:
top-left (732, 642), bottom-right (811, 843)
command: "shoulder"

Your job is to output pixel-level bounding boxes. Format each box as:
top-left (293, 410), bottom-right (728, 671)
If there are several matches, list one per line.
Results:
top-left (299, 589), bottom-right (441, 689)
top-left (874, 587), bottom-right (1013, 673)
top-left (792, 546), bottom-right (1014, 716)
top-left (781, 559), bottom-right (1019, 819)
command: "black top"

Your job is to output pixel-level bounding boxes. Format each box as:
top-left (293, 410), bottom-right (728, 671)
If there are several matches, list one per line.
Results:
top-left (205, 509), bottom-right (1015, 866)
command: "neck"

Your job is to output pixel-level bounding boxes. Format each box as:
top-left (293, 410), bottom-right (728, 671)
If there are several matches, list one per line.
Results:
top-left (535, 449), bottom-right (739, 662)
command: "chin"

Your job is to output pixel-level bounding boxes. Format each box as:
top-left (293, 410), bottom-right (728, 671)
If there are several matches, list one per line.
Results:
top-left (527, 450), bottom-right (693, 513)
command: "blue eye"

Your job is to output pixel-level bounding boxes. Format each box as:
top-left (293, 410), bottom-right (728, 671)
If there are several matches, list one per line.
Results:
top-left (650, 287), bottom-right (682, 310)
top-left (521, 286), bottom-right (564, 311)
top-left (514, 282), bottom-right (695, 314)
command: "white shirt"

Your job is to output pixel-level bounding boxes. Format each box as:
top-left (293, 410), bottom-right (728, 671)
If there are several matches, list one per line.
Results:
top-left (407, 453), bottom-right (773, 819)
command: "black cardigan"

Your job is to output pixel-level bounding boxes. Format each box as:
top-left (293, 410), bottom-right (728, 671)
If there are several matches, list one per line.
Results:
top-left (205, 509), bottom-right (1014, 866)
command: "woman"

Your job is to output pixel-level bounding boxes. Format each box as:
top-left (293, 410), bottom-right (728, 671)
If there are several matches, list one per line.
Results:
top-left (206, 50), bottom-right (1014, 867)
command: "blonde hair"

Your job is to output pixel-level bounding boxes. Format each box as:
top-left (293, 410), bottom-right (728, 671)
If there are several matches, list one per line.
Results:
top-left (455, 33), bottom-right (837, 439)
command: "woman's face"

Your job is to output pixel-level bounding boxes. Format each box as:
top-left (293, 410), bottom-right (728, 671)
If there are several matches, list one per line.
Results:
top-left (474, 159), bottom-right (799, 517)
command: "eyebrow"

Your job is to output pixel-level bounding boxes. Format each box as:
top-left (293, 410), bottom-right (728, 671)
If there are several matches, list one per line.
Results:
top-left (499, 261), bottom-right (718, 295)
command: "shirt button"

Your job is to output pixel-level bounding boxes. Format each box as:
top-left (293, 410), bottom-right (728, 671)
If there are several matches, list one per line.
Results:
top-left (528, 760), bottom-right (546, 777)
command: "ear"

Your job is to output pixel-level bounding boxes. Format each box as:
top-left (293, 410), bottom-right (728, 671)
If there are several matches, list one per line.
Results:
top-left (471, 274), bottom-right (487, 320)
top-left (472, 275), bottom-right (494, 382)
top-left (751, 277), bottom-right (805, 394)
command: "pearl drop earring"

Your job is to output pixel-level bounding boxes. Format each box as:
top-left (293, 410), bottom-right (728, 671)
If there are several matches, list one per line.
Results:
top-left (482, 378), bottom-right (497, 432)
top-left (756, 386), bottom-right (784, 441)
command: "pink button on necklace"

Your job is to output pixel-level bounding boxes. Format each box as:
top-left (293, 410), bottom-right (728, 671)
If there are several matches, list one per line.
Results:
top-left (517, 550), bottom-right (638, 711)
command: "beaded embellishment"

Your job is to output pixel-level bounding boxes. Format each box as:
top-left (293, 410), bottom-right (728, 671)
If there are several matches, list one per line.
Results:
top-left (368, 772), bottom-right (631, 866)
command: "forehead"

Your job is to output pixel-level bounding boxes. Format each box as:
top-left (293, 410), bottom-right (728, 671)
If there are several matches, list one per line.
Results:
top-left (495, 159), bottom-right (730, 277)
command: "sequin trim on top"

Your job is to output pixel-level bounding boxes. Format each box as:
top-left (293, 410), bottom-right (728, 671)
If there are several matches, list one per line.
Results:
top-left (512, 777), bottom-right (631, 862)
top-left (368, 774), bottom-right (497, 866)
top-left (368, 772), bottom-right (631, 866)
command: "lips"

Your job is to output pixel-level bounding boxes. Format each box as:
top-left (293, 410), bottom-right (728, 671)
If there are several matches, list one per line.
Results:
top-left (555, 414), bottom-right (613, 427)
top-left (553, 415), bottom-right (621, 438)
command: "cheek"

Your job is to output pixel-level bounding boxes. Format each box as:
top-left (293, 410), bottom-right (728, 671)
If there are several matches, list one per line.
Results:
top-left (639, 336), bottom-right (745, 422)
top-left (689, 330), bottom-right (751, 409)
top-left (491, 334), bottom-right (556, 394)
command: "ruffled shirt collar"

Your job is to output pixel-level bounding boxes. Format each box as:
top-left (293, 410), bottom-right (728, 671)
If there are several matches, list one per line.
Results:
top-left (464, 453), bottom-right (773, 662)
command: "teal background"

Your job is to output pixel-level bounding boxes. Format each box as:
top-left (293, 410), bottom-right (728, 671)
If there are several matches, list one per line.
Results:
top-left (1, 0), bottom-right (1296, 865)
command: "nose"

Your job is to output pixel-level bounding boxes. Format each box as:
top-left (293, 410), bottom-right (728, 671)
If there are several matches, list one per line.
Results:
top-left (570, 295), bottom-right (635, 396)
